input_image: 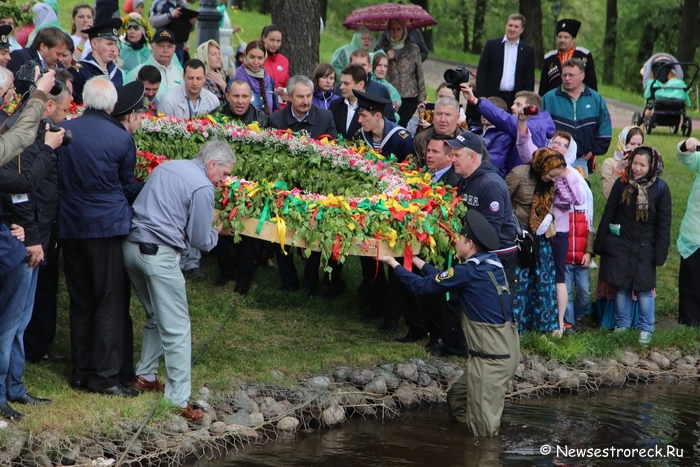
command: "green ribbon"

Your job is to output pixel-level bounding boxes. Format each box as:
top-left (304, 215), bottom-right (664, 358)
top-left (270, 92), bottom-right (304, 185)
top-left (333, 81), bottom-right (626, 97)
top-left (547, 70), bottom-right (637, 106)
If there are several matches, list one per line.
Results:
top-left (256, 197), bottom-right (271, 235)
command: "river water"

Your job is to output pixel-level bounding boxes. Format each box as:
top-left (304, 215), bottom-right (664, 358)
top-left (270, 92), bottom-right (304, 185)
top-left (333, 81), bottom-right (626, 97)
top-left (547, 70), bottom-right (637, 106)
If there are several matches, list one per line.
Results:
top-left (195, 382), bottom-right (700, 466)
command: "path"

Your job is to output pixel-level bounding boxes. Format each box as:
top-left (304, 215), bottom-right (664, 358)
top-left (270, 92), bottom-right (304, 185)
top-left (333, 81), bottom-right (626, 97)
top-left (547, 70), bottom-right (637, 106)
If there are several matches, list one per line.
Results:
top-left (423, 57), bottom-right (641, 129)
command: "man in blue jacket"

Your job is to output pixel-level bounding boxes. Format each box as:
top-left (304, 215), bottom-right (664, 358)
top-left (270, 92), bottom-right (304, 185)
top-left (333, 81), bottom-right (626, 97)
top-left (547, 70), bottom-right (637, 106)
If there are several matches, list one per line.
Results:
top-left (461, 82), bottom-right (555, 176)
top-left (542, 58), bottom-right (612, 174)
top-left (57, 77), bottom-right (144, 397)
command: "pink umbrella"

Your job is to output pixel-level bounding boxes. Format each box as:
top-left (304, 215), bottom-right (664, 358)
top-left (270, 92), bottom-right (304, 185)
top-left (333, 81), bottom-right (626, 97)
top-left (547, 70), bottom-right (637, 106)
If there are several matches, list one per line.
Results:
top-left (342, 3), bottom-right (437, 31)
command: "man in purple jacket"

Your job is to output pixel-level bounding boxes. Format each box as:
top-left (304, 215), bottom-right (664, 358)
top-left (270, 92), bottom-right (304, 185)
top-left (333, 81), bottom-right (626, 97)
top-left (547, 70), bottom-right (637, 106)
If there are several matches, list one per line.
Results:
top-left (461, 83), bottom-right (555, 176)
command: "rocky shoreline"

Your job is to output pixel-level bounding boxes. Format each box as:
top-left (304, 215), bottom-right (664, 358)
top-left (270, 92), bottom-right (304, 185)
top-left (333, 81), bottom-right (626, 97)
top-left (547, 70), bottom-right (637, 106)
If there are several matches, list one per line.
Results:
top-left (3, 348), bottom-right (699, 466)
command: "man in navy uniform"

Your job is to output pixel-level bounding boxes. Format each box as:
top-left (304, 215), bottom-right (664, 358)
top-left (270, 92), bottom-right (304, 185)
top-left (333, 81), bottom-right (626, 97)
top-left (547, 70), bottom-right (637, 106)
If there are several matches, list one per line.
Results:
top-left (538, 19), bottom-right (597, 96)
top-left (0, 25), bottom-right (12, 68)
top-left (353, 90), bottom-right (414, 162)
top-left (69, 18), bottom-right (123, 104)
top-left (380, 209), bottom-right (519, 437)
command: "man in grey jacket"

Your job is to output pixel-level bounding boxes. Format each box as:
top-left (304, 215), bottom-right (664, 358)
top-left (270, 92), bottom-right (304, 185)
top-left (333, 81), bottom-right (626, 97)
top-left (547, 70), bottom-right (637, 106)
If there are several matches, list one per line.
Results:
top-left (122, 139), bottom-right (235, 422)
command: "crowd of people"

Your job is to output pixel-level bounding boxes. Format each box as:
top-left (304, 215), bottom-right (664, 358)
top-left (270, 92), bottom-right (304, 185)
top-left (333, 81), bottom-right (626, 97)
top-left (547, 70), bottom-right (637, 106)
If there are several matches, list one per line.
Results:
top-left (0, 3), bottom-right (698, 433)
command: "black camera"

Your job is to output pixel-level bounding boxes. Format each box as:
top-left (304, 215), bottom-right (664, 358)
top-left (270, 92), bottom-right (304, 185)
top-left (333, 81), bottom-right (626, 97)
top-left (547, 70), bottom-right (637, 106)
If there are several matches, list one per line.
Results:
top-left (443, 66), bottom-right (472, 90)
top-left (38, 117), bottom-right (71, 146)
top-left (15, 60), bottom-right (64, 96)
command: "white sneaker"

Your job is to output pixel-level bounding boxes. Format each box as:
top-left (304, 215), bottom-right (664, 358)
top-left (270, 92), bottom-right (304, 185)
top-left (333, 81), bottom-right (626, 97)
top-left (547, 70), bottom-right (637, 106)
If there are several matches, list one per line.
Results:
top-left (639, 331), bottom-right (652, 346)
top-left (589, 260), bottom-right (598, 269)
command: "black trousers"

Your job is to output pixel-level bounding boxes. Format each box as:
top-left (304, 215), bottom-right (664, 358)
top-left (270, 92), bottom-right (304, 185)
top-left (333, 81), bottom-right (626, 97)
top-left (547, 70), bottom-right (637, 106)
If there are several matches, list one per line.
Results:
top-left (384, 262), bottom-right (424, 329)
top-left (24, 227), bottom-right (60, 361)
top-left (358, 256), bottom-right (387, 313)
top-left (62, 237), bottom-right (133, 389)
top-left (679, 249), bottom-right (700, 326)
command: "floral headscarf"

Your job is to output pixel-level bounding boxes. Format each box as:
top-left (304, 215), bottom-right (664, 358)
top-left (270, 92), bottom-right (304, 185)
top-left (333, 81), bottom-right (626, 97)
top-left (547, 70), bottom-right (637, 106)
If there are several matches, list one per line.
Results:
top-left (529, 148), bottom-right (566, 232)
top-left (121, 13), bottom-right (153, 44)
top-left (614, 126), bottom-right (644, 161)
top-left (386, 19), bottom-right (407, 49)
top-left (620, 146), bottom-right (664, 220)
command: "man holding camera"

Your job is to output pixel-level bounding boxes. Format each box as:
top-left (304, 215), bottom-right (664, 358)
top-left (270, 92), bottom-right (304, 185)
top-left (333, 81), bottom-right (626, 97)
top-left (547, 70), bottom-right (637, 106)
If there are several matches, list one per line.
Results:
top-left (0, 70), bottom-right (65, 420)
top-left (8, 28), bottom-right (67, 96)
top-left (69, 19), bottom-right (124, 105)
top-left (57, 76), bottom-right (144, 397)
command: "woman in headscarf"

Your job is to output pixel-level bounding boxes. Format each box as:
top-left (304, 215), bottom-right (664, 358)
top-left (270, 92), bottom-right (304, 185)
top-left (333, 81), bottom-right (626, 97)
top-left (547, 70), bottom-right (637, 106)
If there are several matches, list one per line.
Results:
top-left (311, 63), bottom-right (339, 110)
top-left (27, 3), bottom-right (62, 45)
top-left (600, 126), bottom-right (644, 200)
top-left (232, 40), bottom-right (277, 115)
top-left (331, 26), bottom-right (375, 75)
top-left (71, 4), bottom-right (93, 61)
top-left (371, 53), bottom-right (401, 123)
top-left (119, 13), bottom-right (152, 76)
top-left (195, 39), bottom-right (228, 104)
top-left (594, 146), bottom-right (671, 345)
top-left (374, 18), bottom-right (425, 126)
top-left (505, 148), bottom-right (566, 333)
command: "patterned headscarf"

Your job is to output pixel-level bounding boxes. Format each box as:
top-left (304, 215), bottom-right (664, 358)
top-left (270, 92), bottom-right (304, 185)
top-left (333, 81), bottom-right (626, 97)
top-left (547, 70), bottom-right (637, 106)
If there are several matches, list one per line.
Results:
top-left (620, 146), bottom-right (664, 220)
top-left (529, 148), bottom-right (566, 232)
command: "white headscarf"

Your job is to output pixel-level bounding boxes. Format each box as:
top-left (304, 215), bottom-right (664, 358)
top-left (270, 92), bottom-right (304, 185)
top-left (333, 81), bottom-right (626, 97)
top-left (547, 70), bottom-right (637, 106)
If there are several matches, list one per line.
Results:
top-left (33, 3), bottom-right (58, 27)
top-left (563, 137), bottom-right (578, 166)
top-left (614, 126), bottom-right (644, 161)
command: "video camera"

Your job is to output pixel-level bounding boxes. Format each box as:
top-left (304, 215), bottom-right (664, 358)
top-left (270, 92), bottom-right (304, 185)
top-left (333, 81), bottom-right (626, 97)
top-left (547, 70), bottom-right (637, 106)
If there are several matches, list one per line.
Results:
top-left (443, 67), bottom-right (472, 90)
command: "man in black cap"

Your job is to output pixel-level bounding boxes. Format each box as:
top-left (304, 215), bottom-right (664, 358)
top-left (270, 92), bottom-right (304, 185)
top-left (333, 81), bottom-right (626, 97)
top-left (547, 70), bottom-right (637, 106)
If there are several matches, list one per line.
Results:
top-left (69, 18), bottom-right (123, 105)
top-left (446, 132), bottom-right (518, 293)
top-left (380, 208), bottom-right (519, 437)
top-left (0, 25), bottom-right (12, 68)
top-left (124, 29), bottom-right (184, 102)
top-left (539, 18), bottom-right (597, 96)
top-left (353, 89), bottom-right (414, 162)
top-left (56, 76), bottom-right (143, 397)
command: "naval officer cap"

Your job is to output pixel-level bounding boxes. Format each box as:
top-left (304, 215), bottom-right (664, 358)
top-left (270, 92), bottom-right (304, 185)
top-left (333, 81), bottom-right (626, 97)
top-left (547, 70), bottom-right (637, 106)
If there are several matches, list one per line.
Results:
top-left (556, 19), bottom-right (581, 38)
top-left (82, 18), bottom-right (123, 41)
top-left (112, 81), bottom-right (148, 117)
top-left (445, 132), bottom-right (484, 155)
top-left (460, 209), bottom-right (500, 251)
top-left (353, 89), bottom-right (392, 113)
top-left (0, 25), bottom-right (12, 50)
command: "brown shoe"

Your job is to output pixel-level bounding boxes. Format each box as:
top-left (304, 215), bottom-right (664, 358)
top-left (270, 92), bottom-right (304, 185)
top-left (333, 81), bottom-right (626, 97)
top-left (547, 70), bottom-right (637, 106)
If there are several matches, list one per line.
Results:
top-left (181, 403), bottom-right (203, 422)
top-left (131, 376), bottom-right (165, 392)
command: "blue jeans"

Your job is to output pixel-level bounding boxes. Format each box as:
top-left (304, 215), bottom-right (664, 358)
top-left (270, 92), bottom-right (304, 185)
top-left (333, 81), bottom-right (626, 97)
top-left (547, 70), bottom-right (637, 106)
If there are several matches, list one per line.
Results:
top-left (571, 157), bottom-right (589, 175)
top-left (564, 264), bottom-right (590, 325)
top-left (0, 263), bottom-right (38, 404)
top-left (615, 288), bottom-right (654, 332)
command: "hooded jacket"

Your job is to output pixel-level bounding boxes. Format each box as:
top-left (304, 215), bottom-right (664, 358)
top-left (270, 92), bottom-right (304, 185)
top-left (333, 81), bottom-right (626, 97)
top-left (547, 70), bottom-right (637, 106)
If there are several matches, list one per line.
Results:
top-left (331, 27), bottom-right (376, 75)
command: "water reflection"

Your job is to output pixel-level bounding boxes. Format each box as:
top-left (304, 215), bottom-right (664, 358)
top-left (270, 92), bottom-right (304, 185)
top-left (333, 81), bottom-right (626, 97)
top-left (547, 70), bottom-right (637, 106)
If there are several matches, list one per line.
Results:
top-left (196, 383), bottom-right (700, 466)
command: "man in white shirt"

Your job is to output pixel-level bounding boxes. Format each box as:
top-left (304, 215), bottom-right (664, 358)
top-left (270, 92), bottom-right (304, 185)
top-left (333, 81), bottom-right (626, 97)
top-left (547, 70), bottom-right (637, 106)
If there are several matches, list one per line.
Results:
top-left (328, 64), bottom-right (366, 139)
top-left (124, 29), bottom-right (183, 100)
top-left (157, 59), bottom-right (219, 119)
top-left (476, 14), bottom-right (535, 109)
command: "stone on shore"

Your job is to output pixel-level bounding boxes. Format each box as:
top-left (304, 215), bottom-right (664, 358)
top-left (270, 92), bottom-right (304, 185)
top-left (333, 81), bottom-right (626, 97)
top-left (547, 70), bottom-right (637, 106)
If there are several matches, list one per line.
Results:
top-left (375, 369), bottom-right (401, 390)
top-left (321, 402), bottom-right (345, 426)
top-left (332, 366), bottom-right (352, 382)
top-left (307, 375), bottom-right (332, 390)
top-left (638, 359), bottom-right (660, 372)
top-left (523, 369), bottom-right (544, 385)
top-left (619, 351), bottom-right (639, 367)
top-left (650, 351), bottom-right (671, 369)
top-left (209, 421), bottom-right (227, 434)
top-left (233, 389), bottom-right (260, 413)
top-left (364, 378), bottom-right (388, 395)
top-left (351, 369), bottom-right (375, 386)
top-left (394, 383), bottom-right (420, 407)
top-left (395, 363), bottom-right (418, 382)
top-left (224, 411), bottom-right (252, 427)
top-left (276, 417), bottom-right (300, 432)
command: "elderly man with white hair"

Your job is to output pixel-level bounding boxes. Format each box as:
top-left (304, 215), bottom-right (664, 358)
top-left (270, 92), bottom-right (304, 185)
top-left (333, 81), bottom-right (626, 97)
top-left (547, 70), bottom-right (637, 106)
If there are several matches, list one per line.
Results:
top-left (123, 140), bottom-right (236, 421)
top-left (56, 76), bottom-right (144, 398)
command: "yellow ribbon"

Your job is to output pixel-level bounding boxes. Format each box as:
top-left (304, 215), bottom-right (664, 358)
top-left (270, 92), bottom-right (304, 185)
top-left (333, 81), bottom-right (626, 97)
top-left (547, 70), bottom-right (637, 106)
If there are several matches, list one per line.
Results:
top-left (272, 215), bottom-right (287, 255)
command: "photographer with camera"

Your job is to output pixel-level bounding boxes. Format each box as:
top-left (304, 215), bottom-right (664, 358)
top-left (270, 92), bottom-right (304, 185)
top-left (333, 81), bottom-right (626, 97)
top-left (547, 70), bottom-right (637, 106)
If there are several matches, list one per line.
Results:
top-left (8, 27), bottom-right (67, 96)
top-left (461, 80), bottom-right (555, 177)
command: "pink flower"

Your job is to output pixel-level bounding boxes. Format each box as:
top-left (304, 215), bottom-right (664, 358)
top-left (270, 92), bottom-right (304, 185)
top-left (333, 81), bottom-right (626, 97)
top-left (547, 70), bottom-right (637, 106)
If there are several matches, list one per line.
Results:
top-left (203, 131), bottom-right (209, 138)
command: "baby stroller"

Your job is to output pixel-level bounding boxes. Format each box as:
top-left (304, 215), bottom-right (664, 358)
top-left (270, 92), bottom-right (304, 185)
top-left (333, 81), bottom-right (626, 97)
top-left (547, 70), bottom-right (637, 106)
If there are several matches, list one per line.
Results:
top-left (632, 53), bottom-right (698, 136)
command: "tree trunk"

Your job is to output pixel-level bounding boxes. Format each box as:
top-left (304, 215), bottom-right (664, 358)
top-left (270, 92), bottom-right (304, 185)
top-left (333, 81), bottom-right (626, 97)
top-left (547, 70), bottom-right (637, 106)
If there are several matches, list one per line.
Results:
top-left (637, 24), bottom-right (657, 67)
top-left (410, 0), bottom-right (433, 51)
top-left (462, 11), bottom-right (470, 53)
top-left (677, 0), bottom-right (700, 62)
top-left (471, 0), bottom-right (488, 53)
top-left (519, 0), bottom-right (543, 69)
top-left (602, 0), bottom-right (618, 85)
top-left (270, 0), bottom-right (320, 77)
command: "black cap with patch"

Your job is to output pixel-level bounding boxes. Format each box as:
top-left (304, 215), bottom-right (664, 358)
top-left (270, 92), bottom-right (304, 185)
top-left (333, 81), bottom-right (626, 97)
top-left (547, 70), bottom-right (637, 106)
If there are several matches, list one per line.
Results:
top-left (0, 25), bottom-right (12, 50)
top-left (83, 18), bottom-right (122, 41)
top-left (460, 209), bottom-right (500, 251)
top-left (353, 89), bottom-right (392, 113)
top-left (152, 28), bottom-right (177, 44)
top-left (556, 19), bottom-right (581, 38)
top-left (445, 132), bottom-right (484, 155)
top-left (112, 81), bottom-right (147, 117)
